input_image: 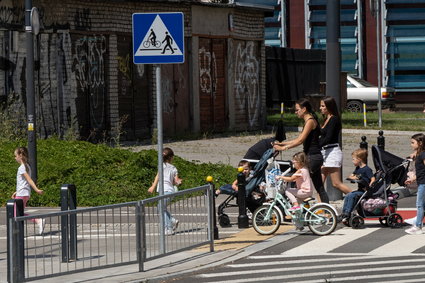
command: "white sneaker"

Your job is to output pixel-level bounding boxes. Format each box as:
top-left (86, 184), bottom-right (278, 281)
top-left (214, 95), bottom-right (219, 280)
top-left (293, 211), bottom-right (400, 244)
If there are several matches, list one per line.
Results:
top-left (405, 226), bottom-right (423, 235)
top-left (38, 219), bottom-right (45, 235)
top-left (172, 219), bottom-right (179, 231)
top-left (165, 228), bottom-right (175, 236)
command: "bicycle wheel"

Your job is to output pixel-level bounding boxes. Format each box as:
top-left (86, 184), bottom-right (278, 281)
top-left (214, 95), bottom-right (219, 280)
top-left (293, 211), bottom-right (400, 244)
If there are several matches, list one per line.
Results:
top-left (143, 41), bottom-right (150, 48)
top-left (307, 205), bottom-right (337, 236)
top-left (252, 205), bottom-right (281, 235)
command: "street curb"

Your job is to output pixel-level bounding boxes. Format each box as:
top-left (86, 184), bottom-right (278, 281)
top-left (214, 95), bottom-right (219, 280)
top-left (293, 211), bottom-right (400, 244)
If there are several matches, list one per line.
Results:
top-left (141, 229), bottom-right (300, 283)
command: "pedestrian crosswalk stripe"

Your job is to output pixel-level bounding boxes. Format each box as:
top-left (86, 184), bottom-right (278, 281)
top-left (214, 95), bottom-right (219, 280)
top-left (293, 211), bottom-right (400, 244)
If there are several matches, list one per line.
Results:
top-left (369, 234), bottom-right (425, 255)
top-left (200, 265), bottom-right (425, 282)
top-left (231, 255), bottom-right (425, 267)
top-left (324, 271), bottom-right (425, 282)
top-left (299, 273), bottom-right (425, 283)
top-left (280, 227), bottom-right (380, 256)
top-left (201, 258), bottom-right (425, 278)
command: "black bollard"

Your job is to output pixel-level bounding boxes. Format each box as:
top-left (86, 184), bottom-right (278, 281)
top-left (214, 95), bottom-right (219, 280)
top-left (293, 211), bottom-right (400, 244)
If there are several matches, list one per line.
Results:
top-left (377, 130), bottom-right (385, 151)
top-left (61, 184), bottom-right (77, 262)
top-left (209, 181), bottom-right (219, 240)
top-left (7, 199), bottom-right (25, 283)
top-left (237, 168), bottom-right (249, 228)
top-left (360, 136), bottom-right (368, 151)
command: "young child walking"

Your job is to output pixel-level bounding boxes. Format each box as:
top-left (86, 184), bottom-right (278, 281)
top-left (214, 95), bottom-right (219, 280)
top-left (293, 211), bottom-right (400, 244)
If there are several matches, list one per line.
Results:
top-left (12, 147), bottom-right (45, 235)
top-left (339, 148), bottom-right (375, 225)
top-left (148, 147), bottom-right (182, 236)
top-left (405, 133), bottom-right (425, 235)
top-left (276, 152), bottom-right (314, 211)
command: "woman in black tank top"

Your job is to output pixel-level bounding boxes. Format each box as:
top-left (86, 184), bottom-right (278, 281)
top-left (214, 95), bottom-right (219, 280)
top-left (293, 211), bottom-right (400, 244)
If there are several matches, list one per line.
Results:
top-left (273, 98), bottom-right (329, 203)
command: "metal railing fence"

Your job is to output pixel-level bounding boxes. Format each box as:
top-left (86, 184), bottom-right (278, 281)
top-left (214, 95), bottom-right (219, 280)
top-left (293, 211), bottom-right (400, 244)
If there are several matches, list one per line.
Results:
top-left (7, 184), bottom-right (214, 282)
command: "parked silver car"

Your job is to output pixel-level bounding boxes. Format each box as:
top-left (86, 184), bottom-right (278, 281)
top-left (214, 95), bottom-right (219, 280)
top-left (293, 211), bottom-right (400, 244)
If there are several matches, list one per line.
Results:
top-left (346, 75), bottom-right (396, 112)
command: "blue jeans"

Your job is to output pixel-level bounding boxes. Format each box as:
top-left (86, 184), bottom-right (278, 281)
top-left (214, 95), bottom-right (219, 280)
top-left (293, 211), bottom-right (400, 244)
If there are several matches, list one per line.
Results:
top-left (163, 191), bottom-right (175, 229)
top-left (342, 191), bottom-right (363, 216)
top-left (415, 184), bottom-right (425, 228)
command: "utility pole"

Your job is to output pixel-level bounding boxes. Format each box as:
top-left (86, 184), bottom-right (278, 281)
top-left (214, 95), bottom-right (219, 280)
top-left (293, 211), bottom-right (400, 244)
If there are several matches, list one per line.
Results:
top-left (325, 0), bottom-right (342, 201)
top-left (25, 0), bottom-right (38, 181)
top-left (371, 0), bottom-right (382, 128)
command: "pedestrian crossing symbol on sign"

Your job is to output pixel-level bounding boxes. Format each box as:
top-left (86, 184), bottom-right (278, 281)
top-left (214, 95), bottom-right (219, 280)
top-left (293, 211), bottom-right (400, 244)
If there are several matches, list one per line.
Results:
top-left (133, 12), bottom-right (184, 64)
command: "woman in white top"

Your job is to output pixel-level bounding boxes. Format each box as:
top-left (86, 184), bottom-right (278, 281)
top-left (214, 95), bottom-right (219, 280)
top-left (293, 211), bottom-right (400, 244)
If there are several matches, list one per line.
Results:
top-left (148, 147), bottom-right (182, 235)
top-left (12, 147), bottom-right (45, 235)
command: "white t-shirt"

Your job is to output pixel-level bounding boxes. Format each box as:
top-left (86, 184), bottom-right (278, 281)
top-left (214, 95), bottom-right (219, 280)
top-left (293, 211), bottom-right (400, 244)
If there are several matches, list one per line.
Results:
top-left (16, 164), bottom-right (31, 197)
top-left (157, 163), bottom-right (178, 193)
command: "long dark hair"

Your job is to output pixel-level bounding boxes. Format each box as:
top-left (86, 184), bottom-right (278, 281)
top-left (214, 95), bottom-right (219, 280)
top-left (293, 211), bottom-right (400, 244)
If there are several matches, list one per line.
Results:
top-left (321, 96), bottom-right (340, 118)
top-left (296, 98), bottom-right (319, 122)
top-left (412, 133), bottom-right (425, 155)
top-left (15, 147), bottom-right (30, 173)
top-left (163, 147), bottom-right (175, 163)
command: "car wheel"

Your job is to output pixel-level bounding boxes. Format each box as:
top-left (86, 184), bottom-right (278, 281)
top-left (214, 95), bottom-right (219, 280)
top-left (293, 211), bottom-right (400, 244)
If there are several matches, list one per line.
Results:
top-left (346, 100), bottom-right (363, 112)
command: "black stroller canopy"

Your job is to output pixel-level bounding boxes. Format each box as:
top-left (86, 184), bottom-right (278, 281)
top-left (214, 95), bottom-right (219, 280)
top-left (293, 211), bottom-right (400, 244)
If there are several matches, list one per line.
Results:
top-left (243, 137), bottom-right (275, 160)
top-left (371, 145), bottom-right (408, 186)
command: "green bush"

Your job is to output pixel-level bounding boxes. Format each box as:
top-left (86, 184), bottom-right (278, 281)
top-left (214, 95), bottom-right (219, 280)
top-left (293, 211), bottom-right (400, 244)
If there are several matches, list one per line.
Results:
top-left (0, 139), bottom-right (236, 207)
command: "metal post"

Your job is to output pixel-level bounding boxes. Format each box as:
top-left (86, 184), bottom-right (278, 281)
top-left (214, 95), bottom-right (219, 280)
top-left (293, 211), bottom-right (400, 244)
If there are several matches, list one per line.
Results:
top-left (237, 169), bottom-right (248, 228)
top-left (60, 186), bottom-right (69, 262)
top-left (208, 183), bottom-right (216, 251)
top-left (371, 0), bottom-right (382, 127)
top-left (325, 0), bottom-right (342, 201)
top-left (209, 182), bottom-right (219, 240)
top-left (377, 0), bottom-right (382, 128)
top-left (326, 0), bottom-right (341, 108)
top-left (155, 64), bottom-right (165, 254)
top-left (68, 185), bottom-right (77, 261)
top-left (136, 201), bottom-right (144, 272)
top-left (360, 136), bottom-right (368, 151)
top-left (377, 130), bottom-right (385, 151)
top-left (7, 199), bottom-right (24, 283)
top-left (60, 184), bottom-right (77, 262)
top-left (25, 0), bottom-right (37, 182)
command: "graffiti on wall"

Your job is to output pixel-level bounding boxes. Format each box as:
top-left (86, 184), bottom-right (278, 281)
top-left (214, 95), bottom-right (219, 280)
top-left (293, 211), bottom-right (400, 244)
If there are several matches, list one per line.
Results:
top-left (234, 41), bottom-right (260, 127)
top-left (0, 0), bottom-right (24, 26)
top-left (73, 35), bottom-right (107, 129)
top-left (117, 54), bottom-right (131, 81)
top-left (199, 46), bottom-right (217, 96)
top-left (74, 8), bottom-right (92, 31)
top-left (161, 77), bottom-right (174, 114)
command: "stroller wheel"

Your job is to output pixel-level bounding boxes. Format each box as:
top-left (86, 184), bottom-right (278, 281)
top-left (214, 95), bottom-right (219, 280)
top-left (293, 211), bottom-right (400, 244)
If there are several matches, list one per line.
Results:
top-left (219, 214), bottom-right (231, 227)
top-left (388, 213), bottom-right (403, 228)
top-left (350, 216), bottom-right (364, 229)
top-left (379, 217), bottom-right (388, 227)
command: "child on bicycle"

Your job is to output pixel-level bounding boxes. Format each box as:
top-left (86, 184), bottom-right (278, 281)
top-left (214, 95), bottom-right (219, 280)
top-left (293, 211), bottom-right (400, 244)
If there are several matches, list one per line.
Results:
top-left (276, 152), bottom-right (314, 212)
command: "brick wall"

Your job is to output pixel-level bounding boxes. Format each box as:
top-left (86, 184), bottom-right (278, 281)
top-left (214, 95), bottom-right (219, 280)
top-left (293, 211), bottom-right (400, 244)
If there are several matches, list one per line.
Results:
top-left (0, 0), bottom-right (266, 140)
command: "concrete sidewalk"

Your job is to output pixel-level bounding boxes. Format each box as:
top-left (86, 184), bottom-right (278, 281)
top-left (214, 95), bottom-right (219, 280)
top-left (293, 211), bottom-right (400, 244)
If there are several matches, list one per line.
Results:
top-left (27, 221), bottom-right (296, 283)
top-left (27, 200), bottom-right (344, 283)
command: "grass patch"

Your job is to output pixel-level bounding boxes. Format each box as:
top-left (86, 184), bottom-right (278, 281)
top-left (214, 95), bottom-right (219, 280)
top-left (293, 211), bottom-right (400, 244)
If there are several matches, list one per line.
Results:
top-left (268, 111), bottom-right (425, 132)
top-left (0, 139), bottom-right (236, 207)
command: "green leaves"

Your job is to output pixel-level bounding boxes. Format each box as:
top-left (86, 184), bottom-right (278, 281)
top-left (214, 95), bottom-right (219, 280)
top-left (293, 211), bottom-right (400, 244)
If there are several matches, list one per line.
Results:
top-left (0, 139), bottom-right (236, 207)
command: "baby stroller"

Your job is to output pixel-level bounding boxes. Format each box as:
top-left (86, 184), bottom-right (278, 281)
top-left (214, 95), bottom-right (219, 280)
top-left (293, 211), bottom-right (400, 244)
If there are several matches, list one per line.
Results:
top-left (217, 147), bottom-right (291, 227)
top-left (347, 145), bottom-right (410, 229)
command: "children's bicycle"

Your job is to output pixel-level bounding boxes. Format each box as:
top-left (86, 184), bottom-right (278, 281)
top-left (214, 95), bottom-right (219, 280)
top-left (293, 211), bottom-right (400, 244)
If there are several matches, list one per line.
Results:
top-left (252, 168), bottom-right (338, 236)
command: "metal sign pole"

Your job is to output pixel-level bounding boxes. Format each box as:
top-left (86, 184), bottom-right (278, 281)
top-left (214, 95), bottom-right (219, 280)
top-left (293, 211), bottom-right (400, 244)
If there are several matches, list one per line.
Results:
top-left (156, 64), bottom-right (165, 254)
top-left (25, 0), bottom-right (37, 181)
